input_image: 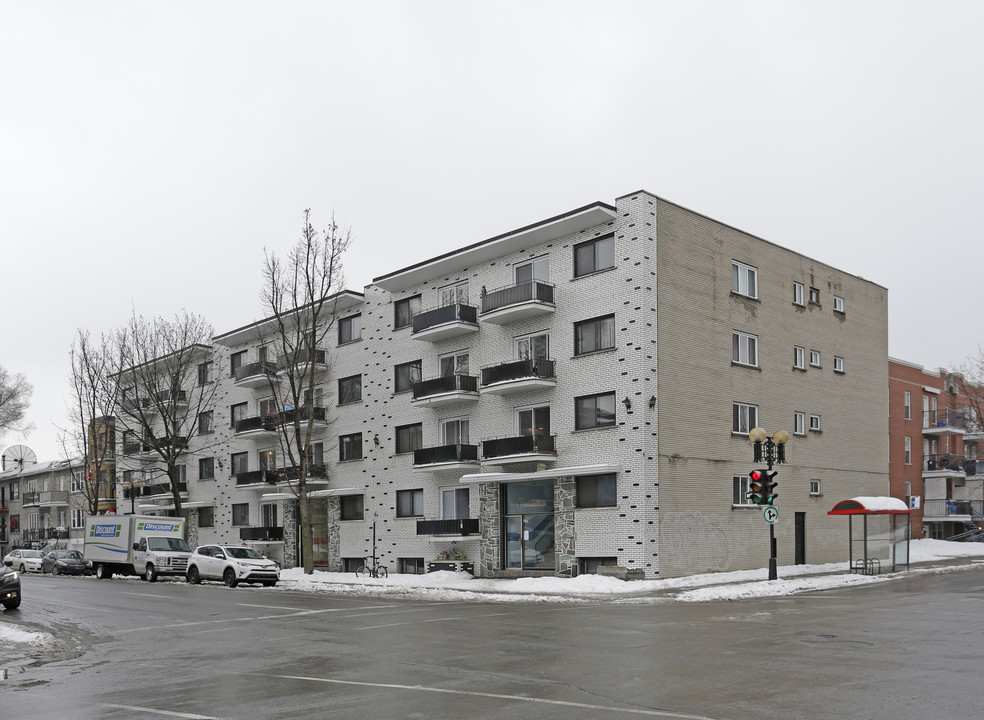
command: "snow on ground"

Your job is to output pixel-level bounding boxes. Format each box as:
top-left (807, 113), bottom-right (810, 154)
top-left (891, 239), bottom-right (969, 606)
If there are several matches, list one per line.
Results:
top-left (3, 539), bottom-right (983, 647)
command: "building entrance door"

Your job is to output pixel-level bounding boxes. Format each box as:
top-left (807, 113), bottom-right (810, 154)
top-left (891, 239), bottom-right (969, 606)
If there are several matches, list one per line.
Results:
top-left (504, 480), bottom-right (555, 570)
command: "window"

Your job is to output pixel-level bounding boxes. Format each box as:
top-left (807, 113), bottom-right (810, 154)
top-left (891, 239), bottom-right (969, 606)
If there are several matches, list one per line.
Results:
top-left (261, 503), bottom-right (277, 527)
top-left (338, 375), bottom-right (362, 404)
top-left (339, 433), bottom-right (363, 461)
top-left (810, 350), bottom-right (821, 368)
top-left (396, 489), bottom-right (424, 518)
top-left (732, 261), bottom-right (758, 298)
top-left (733, 402), bottom-right (758, 434)
top-left (733, 475), bottom-right (755, 506)
top-left (580, 557), bottom-right (618, 574)
top-left (575, 392), bottom-right (617, 430)
top-left (197, 361), bottom-right (211, 385)
top-left (575, 315), bottom-right (616, 355)
top-left (306, 442), bottom-right (325, 468)
top-left (9, 514), bottom-right (18, 531)
top-left (230, 452), bottom-right (248, 475)
top-left (395, 423), bottom-right (423, 454)
top-left (904, 436), bottom-right (912, 465)
top-left (833, 356), bottom-right (844, 373)
top-left (9, 484), bottom-right (19, 501)
top-left (71, 472), bottom-right (84, 492)
top-left (340, 494), bottom-right (364, 520)
top-left (793, 282), bottom-right (804, 306)
top-left (440, 281), bottom-right (469, 307)
top-left (400, 558), bottom-right (425, 574)
top-left (810, 479), bottom-right (822, 496)
top-left (230, 402), bottom-right (248, 428)
top-left (576, 474), bottom-right (617, 508)
top-left (199, 457), bottom-right (215, 480)
top-left (71, 508), bottom-right (85, 529)
top-left (574, 234), bottom-right (615, 277)
top-left (343, 558), bottom-right (363, 573)
top-left (809, 287), bottom-right (820, 304)
top-left (230, 350), bottom-right (246, 377)
top-left (394, 295), bottom-right (421, 329)
top-left (794, 412), bottom-right (806, 436)
top-left (439, 351), bottom-right (469, 376)
top-left (441, 487), bottom-right (470, 519)
top-left (231, 503), bottom-right (250, 526)
top-left (258, 448), bottom-right (277, 472)
top-left (339, 314), bottom-right (362, 344)
top-left (395, 360), bottom-right (422, 393)
top-left (833, 295), bottom-right (845, 313)
top-left (732, 331), bottom-right (758, 367)
top-left (809, 414), bottom-right (822, 432)
top-left (198, 507), bottom-right (214, 528)
top-left (441, 417), bottom-right (469, 445)
top-left (301, 386), bottom-right (324, 408)
top-left (516, 257), bottom-right (549, 284)
top-left (198, 410), bottom-right (213, 434)
top-left (794, 346), bottom-right (805, 369)
top-left (904, 391), bottom-right (912, 420)
top-left (516, 332), bottom-right (549, 361)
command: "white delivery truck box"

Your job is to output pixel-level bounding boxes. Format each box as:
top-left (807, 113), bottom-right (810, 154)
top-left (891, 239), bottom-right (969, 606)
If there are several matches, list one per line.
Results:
top-left (84, 515), bottom-right (192, 581)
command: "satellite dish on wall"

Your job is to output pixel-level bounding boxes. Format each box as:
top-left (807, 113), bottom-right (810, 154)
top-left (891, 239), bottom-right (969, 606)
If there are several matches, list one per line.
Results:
top-left (1, 445), bottom-right (38, 472)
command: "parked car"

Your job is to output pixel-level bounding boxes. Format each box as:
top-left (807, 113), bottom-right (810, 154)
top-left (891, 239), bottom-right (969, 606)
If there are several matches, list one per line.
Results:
top-left (185, 545), bottom-right (279, 588)
top-left (42, 550), bottom-right (91, 576)
top-left (1, 564), bottom-right (21, 610)
top-left (3, 549), bottom-right (44, 574)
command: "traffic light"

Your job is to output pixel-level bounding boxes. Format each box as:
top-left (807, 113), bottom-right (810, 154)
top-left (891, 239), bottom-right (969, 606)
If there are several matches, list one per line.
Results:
top-left (747, 469), bottom-right (766, 505)
top-left (763, 470), bottom-right (778, 505)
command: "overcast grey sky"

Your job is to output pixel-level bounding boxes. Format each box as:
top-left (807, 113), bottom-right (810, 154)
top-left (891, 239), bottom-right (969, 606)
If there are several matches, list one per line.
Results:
top-left (2, 1), bottom-right (982, 463)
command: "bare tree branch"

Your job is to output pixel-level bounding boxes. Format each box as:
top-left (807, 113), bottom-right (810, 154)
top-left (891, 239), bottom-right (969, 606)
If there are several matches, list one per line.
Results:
top-left (0, 365), bottom-right (33, 441)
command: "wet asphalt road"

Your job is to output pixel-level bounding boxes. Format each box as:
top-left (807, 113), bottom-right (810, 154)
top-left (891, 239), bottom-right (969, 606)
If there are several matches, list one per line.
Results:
top-left (1, 567), bottom-right (983, 720)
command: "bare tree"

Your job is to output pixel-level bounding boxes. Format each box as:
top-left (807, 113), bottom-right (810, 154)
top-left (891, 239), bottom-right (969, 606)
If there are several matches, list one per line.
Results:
top-left (113, 311), bottom-right (219, 516)
top-left (62, 330), bottom-right (120, 516)
top-left (957, 350), bottom-right (984, 441)
top-left (261, 209), bottom-right (351, 574)
top-left (0, 365), bottom-right (33, 442)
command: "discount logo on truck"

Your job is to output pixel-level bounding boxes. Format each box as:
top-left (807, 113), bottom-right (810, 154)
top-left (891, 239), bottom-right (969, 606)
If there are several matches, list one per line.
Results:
top-left (137, 522), bottom-right (183, 535)
top-left (89, 523), bottom-right (122, 538)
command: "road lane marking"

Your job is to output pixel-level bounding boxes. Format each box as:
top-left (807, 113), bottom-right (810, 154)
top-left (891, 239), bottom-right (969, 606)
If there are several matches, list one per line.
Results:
top-left (355, 616), bottom-right (459, 630)
top-left (103, 704), bottom-right (218, 719)
top-left (265, 674), bottom-right (719, 719)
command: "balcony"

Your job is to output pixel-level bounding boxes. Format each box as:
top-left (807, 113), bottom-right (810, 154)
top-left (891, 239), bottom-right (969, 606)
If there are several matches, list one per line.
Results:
top-left (922, 499), bottom-right (984, 522)
top-left (278, 348), bottom-right (327, 372)
top-left (411, 374), bottom-right (479, 408)
top-left (239, 526), bottom-right (285, 541)
top-left (275, 464), bottom-right (330, 486)
top-left (140, 482), bottom-right (189, 499)
top-left (482, 434), bottom-right (557, 465)
top-left (22, 492), bottom-right (40, 507)
top-left (411, 304), bottom-right (479, 342)
top-left (281, 406), bottom-right (328, 428)
top-left (234, 415), bottom-right (279, 439)
top-left (416, 518), bottom-right (481, 536)
top-left (480, 358), bottom-right (556, 395)
top-left (121, 397), bottom-right (152, 412)
top-left (923, 454), bottom-right (977, 476)
top-left (235, 469), bottom-right (281, 488)
top-left (160, 389), bottom-right (188, 407)
top-left (412, 443), bottom-right (480, 471)
top-left (39, 491), bottom-right (69, 507)
top-left (922, 408), bottom-right (967, 436)
top-left (480, 281), bottom-right (555, 325)
top-left (233, 361), bottom-right (281, 388)
top-left (122, 440), bottom-right (153, 456)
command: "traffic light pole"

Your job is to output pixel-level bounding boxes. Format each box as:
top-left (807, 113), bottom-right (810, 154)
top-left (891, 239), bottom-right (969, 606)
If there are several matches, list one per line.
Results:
top-left (750, 428), bottom-right (787, 581)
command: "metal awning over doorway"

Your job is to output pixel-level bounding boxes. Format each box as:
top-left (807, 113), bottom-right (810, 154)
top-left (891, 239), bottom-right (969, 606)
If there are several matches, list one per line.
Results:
top-left (828, 496), bottom-right (911, 574)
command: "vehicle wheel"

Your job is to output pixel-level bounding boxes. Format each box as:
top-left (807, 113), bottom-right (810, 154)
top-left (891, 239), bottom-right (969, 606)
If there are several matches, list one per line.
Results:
top-left (2, 597), bottom-right (21, 610)
top-left (18, 564), bottom-right (25, 573)
top-left (145, 565), bottom-right (158, 583)
top-left (262, 580), bottom-right (277, 587)
top-left (187, 566), bottom-right (201, 584)
top-left (355, 566), bottom-right (367, 578)
top-left (95, 563), bottom-right (113, 580)
top-left (52, 565), bottom-right (61, 576)
top-left (223, 568), bottom-right (238, 588)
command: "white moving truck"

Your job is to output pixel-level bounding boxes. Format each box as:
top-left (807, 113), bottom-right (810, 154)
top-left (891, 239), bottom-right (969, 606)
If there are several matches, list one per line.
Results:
top-left (84, 515), bottom-right (192, 582)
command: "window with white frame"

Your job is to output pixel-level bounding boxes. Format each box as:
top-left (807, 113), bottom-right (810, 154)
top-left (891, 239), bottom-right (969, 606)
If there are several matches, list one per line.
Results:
top-left (809, 287), bottom-right (820, 304)
top-left (733, 402), bottom-right (758, 435)
top-left (732, 331), bottom-right (758, 367)
top-left (440, 281), bottom-right (469, 307)
top-left (732, 261), bottom-right (758, 298)
top-left (794, 346), bottom-right (806, 369)
top-left (516, 332), bottom-right (549, 361)
top-left (440, 417), bottom-right (469, 445)
top-left (904, 391), bottom-right (911, 419)
top-left (441, 486), bottom-right (470, 519)
top-left (71, 472), bottom-right (85, 492)
top-left (71, 508), bottom-right (86, 529)
top-left (794, 411), bottom-right (806, 435)
top-left (904, 436), bottom-right (911, 465)
top-left (810, 350), bottom-right (821, 367)
top-left (833, 295), bottom-right (845, 313)
top-left (793, 281), bottom-right (805, 306)
top-left (810, 479), bottom-right (822, 496)
top-left (733, 475), bottom-right (755, 505)
top-left (834, 356), bottom-right (844, 373)
top-left (516, 256), bottom-right (549, 284)
top-left (439, 351), bottom-right (470, 377)
top-left (809, 414), bottom-right (822, 432)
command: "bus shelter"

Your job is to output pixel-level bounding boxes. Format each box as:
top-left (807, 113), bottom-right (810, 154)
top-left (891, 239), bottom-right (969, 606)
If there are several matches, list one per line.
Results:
top-left (827, 497), bottom-right (911, 574)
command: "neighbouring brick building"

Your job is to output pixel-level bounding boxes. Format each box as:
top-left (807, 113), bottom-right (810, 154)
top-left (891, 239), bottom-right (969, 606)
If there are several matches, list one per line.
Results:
top-left (117, 190), bottom-right (891, 578)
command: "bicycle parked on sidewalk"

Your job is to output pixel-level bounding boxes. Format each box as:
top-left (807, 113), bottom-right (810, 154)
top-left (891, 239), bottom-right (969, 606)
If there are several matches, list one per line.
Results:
top-left (355, 556), bottom-right (388, 579)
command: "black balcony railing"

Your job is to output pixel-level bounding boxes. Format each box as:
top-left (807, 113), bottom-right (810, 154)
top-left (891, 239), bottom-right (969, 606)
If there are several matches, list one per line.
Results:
top-left (923, 499), bottom-right (984, 518)
top-left (22, 529), bottom-right (42, 543)
top-left (923, 408), bottom-right (968, 430)
top-left (281, 406), bottom-right (327, 424)
top-left (160, 389), bottom-right (187, 403)
top-left (416, 518), bottom-right (480, 536)
top-left (482, 434), bottom-right (556, 459)
top-left (235, 415), bottom-right (279, 434)
top-left (481, 281), bottom-right (555, 314)
top-left (239, 526), bottom-right (285, 541)
top-left (279, 348), bottom-right (326, 368)
top-left (412, 303), bottom-right (478, 334)
top-left (235, 470), bottom-right (281, 486)
top-left (22, 492), bottom-right (40, 506)
top-left (278, 464), bottom-right (329, 480)
top-left (141, 482), bottom-right (188, 496)
top-left (160, 435), bottom-right (188, 449)
top-left (923, 454), bottom-right (977, 473)
top-left (122, 441), bottom-right (153, 455)
top-left (121, 397), bottom-right (151, 411)
top-left (234, 361), bottom-right (280, 381)
top-left (412, 374), bottom-right (479, 400)
top-left (481, 358), bottom-right (555, 386)
top-left (413, 444), bottom-right (479, 466)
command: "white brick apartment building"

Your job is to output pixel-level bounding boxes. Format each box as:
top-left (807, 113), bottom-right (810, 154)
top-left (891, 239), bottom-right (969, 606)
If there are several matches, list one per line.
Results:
top-left (122, 190), bottom-right (890, 579)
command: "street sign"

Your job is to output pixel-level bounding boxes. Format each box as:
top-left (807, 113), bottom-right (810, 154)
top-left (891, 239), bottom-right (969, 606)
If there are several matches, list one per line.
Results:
top-left (763, 506), bottom-right (779, 524)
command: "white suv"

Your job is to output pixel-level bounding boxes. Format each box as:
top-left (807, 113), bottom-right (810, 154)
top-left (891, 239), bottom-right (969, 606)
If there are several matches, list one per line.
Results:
top-left (185, 545), bottom-right (279, 588)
